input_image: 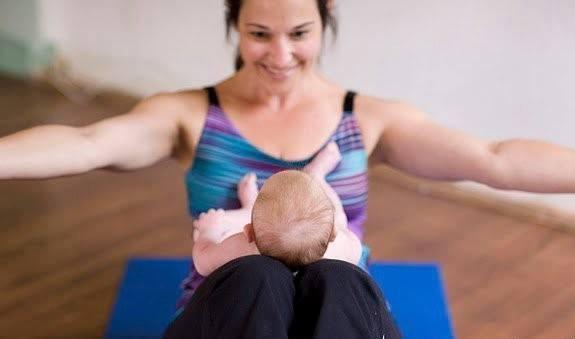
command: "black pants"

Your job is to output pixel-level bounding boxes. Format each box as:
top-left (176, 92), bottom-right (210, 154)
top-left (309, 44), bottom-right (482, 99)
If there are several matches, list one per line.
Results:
top-left (164, 255), bottom-right (403, 339)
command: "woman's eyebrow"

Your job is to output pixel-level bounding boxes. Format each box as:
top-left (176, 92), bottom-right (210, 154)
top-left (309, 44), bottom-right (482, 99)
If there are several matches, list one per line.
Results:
top-left (246, 23), bottom-right (270, 30)
top-left (246, 21), bottom-right (315, 30)
top-left (293, 22), bottom-right (315, 30)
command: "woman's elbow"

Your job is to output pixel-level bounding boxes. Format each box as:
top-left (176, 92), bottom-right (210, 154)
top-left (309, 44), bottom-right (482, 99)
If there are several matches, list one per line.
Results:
top-left (474, 142), bottom-right (513, 190)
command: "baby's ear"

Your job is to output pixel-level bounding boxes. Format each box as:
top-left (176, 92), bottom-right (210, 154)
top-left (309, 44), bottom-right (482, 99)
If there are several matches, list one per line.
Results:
top-left (329, 225), bottom-right (338, 242)
top-left (244, 223), bottom-right (256, 243)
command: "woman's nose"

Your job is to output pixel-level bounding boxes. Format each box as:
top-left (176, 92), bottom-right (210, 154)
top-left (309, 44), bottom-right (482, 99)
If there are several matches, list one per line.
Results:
top-left (268, 37), bottom-right (294, 68)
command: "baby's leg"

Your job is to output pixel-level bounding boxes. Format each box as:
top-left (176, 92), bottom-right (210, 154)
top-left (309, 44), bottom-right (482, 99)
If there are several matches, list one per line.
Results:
top-left (303, 142), bottom-right (348, 229)
top-left (193, 173), bottom-right (258, 243)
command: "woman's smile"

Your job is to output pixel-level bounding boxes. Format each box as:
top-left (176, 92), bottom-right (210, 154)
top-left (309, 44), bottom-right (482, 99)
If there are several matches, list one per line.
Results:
top-left (259, 63), bottom-right (300, 81)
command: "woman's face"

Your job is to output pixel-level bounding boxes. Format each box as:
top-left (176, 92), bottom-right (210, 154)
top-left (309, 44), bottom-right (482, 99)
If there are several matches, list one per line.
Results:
top-left (236, 0), bottom-right (324, 91)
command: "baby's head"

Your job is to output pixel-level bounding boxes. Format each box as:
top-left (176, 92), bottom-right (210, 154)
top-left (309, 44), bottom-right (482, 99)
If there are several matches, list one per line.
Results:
top-left (245, 170), bottom-right (336, 269)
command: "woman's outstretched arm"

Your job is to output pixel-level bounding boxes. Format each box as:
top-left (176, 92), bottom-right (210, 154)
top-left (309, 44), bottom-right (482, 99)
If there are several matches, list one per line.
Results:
top-left (370, 99), bottom-right (575, 193)
top-left (0, 93), bottom-right (185, 180)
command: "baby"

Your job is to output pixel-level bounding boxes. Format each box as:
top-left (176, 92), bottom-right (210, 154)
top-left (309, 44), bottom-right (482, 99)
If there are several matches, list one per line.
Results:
top-left (192, 142), bottom-right (362, 276)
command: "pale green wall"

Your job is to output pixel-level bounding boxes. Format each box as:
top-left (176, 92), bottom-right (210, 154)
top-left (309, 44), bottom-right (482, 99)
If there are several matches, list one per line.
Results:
top-left (0, 0), bottom-right (54, 76)
top-left (0, 0), bottom-right (41, 40)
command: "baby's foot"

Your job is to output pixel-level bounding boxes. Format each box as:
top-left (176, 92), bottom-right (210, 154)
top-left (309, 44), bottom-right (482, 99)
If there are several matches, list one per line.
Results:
top-left (194, 208), bottom-right (225, 231)
top-left (193, 208), bottom-right (228, 243)
top-left (304, 141), bottom-right (342, 178)
top-left (193, 203), bottom-right (253, 243)
top-left (237, 172), bottom-right (258, 208)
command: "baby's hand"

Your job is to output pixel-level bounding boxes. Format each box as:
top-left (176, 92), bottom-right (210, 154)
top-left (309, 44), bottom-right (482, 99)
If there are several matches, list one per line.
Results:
top-left (324, 225), bottom-right (362, 265)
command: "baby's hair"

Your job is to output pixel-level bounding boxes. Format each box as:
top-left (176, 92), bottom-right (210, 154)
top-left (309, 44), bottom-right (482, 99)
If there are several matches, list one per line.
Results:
top-left (251, 170), bottom-right (335, 269)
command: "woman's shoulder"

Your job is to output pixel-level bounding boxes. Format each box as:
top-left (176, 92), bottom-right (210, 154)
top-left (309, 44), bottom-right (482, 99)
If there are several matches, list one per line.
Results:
top-left (135, 88), bottom-right (212, 168)
top-left (353, 93), bottom-right (428, 156)
top-left (355, 93), bottom-right (429, 131)
top-left (354, 93), bottom-right (426, 123)
top-left (140, 88), bottom-right (209, 117)
top-left (137, 88), bottom-right (211, 134)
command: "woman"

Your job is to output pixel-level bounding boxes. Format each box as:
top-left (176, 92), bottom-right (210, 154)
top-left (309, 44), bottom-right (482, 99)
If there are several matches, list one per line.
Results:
top-left (1, 0), bottom-right (574, 338)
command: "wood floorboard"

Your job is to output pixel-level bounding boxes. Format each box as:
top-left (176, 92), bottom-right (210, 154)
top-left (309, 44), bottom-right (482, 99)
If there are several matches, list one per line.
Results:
top-left (1, 75), bottom-right (575, 338)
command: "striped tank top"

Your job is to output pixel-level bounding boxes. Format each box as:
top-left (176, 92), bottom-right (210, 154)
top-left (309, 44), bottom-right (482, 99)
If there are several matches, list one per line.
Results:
top-left (177, 86), bottom-right (368, 308)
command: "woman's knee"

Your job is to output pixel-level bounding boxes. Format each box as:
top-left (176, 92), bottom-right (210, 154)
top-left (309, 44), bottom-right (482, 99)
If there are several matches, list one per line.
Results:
top-left (212, 255), bottom-right (294, 286)
top-left (300, 259), bottom-right (367, 280)
top-left (296, 259), bottom-right (378, 293)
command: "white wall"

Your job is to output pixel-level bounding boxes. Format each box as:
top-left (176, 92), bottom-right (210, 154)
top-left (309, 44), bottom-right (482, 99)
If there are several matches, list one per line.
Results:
top-left (40, 0), bottom-right (234, 95)
top-left (38, 0), bottom-right (575, 212)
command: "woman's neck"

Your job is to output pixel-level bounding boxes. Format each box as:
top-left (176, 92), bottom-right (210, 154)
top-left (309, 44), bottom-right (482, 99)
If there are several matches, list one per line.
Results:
top-left (226, 67), bottom-right (325, 112)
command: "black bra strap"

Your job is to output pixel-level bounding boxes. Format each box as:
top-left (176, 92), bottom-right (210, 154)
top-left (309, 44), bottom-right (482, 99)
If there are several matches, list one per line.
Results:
top-left (204, 86), bottom-right (220, 107)
top-left (207, 86), bottom-right (355, 112)
top-left (343, 91), bottom-right (357, 113)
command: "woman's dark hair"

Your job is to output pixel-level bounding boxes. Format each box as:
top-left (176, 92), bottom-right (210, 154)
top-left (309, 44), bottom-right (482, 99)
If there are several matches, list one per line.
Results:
top-left (225, 0), bottom-right (338, 70)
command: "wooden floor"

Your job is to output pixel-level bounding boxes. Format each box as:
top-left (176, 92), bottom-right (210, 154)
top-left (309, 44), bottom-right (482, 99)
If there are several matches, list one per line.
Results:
top-left (1, 75), bottom-right (574, 338)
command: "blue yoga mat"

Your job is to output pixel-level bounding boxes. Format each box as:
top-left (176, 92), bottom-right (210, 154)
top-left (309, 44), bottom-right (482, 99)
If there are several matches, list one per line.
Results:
top-left (106, 258), bottom-right (454, 339)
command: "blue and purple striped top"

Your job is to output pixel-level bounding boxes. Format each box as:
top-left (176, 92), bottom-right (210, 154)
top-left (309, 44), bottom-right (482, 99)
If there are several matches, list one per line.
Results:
top-left (177, 87), bottom-right (368, 308)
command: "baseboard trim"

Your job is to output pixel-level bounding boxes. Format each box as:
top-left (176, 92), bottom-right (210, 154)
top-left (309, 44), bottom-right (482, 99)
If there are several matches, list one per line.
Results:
top-left (0, 32), bottom-right (55, 77)
top-left (371, 165), bottom-right (575, 233)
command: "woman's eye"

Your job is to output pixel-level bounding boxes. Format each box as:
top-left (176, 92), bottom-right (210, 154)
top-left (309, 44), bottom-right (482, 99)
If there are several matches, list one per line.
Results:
top-left (250, 32), bottom-right (268, 39)
top-left (290, 31), bottom-right (308, 40)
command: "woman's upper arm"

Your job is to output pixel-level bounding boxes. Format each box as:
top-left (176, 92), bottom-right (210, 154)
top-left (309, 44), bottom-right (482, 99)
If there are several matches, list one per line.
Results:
top-left (82, 91), bottom-right (205, 171)
top-left (372, 99), bottom-right (501, 185)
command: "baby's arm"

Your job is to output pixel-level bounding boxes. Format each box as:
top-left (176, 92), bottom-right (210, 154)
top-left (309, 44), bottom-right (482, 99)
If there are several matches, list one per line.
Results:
top-left (323, 225), bottom-right (362, 265)
top-left (192, 229), bottom-right (259, 276)
top-left (316, 179), bottom-right (362, 264)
